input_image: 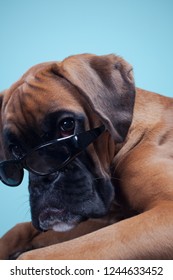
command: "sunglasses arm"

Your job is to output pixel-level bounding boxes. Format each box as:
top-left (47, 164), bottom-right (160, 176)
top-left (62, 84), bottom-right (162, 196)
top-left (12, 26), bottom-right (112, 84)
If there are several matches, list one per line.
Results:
top-left (76, 125), bottom-right (105, 150)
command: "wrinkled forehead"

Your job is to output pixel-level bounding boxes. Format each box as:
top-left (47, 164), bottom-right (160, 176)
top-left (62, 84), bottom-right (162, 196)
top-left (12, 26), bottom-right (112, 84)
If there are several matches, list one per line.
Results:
top-left (2, 65), bottom-right (85, 136)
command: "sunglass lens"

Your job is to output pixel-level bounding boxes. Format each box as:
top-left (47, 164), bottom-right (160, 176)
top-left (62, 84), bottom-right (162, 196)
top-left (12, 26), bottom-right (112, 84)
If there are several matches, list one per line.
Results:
top-left (26, 143), bottom-right (71, 175)
top-left (0, 161), bottom-right (23, 186)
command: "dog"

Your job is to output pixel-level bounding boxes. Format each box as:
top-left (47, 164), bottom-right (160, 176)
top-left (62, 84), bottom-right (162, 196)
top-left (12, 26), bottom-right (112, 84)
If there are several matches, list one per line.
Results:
top-left (0, 53), bottom-right (173, 260)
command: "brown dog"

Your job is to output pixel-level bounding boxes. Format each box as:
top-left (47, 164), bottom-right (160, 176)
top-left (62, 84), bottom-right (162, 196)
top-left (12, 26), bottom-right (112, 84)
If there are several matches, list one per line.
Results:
top-left (0, 53), bottom-right (173, 260)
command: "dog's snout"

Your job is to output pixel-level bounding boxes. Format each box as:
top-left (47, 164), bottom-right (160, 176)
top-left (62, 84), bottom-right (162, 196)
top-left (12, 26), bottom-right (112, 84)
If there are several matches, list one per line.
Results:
top-left (42, 172), bottom-right (61, 183)
top-left (29, 172), bottom-right (60, 184)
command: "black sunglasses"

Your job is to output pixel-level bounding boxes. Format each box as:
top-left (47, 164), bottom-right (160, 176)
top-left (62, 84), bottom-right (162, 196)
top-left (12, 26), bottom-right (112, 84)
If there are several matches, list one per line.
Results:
top-left (0, 125), bottom-right (105, 187)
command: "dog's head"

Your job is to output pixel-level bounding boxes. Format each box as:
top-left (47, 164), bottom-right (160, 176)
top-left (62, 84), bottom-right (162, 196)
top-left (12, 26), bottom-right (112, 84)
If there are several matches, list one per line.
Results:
top-left (0, 54), bottom-right (135, 232)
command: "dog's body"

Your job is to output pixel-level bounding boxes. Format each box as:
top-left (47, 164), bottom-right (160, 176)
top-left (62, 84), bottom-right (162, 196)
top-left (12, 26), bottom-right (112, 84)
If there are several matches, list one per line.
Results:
top-left (0, 54), bottom-right (173, 259)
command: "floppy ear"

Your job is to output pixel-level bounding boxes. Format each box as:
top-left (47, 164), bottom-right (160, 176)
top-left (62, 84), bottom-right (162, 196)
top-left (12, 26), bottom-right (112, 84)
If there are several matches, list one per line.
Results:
top-left (54, 54), bottom-right (136, 142)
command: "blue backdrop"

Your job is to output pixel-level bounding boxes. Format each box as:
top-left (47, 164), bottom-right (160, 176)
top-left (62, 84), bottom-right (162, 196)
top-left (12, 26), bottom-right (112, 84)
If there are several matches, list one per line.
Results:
top-left (0, 0), bottom-right (173, 237)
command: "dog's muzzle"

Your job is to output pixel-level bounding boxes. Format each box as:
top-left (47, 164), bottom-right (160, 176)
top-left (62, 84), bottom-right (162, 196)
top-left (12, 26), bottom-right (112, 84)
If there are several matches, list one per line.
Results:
top-left (29, 157), bottom-right (115, 232)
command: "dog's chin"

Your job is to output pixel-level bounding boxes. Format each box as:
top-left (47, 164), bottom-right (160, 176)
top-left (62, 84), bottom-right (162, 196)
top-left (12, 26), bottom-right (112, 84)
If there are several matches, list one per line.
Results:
top-left (36, 207), bottom-right (84, 232)
top-left (52, 222), bottom-right (76, 232)
top-left (39, 219), bottom-right (81, 232)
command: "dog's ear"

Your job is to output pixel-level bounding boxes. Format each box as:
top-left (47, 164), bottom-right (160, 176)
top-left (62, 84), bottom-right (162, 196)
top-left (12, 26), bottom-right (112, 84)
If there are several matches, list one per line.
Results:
top-left (54, 54), bottom-right (136, 142)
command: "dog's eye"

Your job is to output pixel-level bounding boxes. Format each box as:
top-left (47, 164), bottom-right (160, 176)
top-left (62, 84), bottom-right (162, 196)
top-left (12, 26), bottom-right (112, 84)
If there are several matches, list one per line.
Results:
top-left (10, 145), bottom-right (24, 159)
top-left (59, 118), bottom-right (75, 137)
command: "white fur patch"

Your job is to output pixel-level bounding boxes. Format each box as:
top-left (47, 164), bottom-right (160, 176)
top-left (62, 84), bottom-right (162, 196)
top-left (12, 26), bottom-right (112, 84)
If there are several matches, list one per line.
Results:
top-left (52, 222), bottom-right (75, 232)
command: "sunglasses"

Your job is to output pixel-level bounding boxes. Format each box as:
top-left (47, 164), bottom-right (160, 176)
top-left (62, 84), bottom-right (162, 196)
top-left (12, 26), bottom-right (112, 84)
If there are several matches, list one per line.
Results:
top-left (0, 125), bottom-right (105, 187)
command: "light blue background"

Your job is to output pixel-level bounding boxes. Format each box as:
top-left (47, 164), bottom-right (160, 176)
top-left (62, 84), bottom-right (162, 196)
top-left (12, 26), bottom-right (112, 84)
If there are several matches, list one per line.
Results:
top-left (0, 0), bottom-right (173, 237)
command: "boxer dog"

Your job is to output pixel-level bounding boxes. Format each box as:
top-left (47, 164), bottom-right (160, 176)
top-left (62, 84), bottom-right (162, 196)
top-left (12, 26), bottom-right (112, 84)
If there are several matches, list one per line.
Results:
top-left (0, 54), bottom-right (173, 259)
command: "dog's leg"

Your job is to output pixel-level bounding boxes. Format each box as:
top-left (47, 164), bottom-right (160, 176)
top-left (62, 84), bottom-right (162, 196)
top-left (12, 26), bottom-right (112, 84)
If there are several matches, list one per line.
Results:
top-left (0, 222), bottom-right (39, 259)
top-left (18, 201), bottom-right (173, 259)
top-left (0, 218), bottom-right (111, 259)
